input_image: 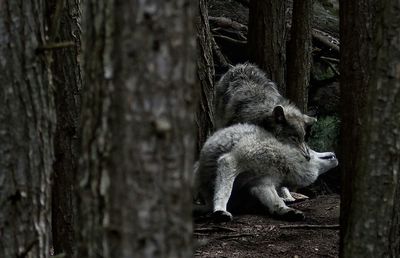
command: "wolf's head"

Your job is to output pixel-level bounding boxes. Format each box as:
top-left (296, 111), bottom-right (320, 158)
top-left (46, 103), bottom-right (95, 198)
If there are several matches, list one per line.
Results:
top-left (308, 149), bottom-right (339, 175)
top-left (283, 144), bottom-right (338, 188)
top-left (267, 105), bottom-right (316, 150)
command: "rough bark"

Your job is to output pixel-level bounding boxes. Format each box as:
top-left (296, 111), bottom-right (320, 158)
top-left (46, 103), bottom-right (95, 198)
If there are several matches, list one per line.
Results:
top-left (76, 1), bottom-right (113, 256)
top-left (77, 0), bottom-right (196, 257)
top-left (339, 1), bottom-right (375, 255)
top-left (0, 1), bottom-right (55, 258)
top-left (47, 1), bottom-right (81, 257)
top-left (196, 0), bottom-right (215, 156)
top-left (286, 0), bottom-right (313, 113)
top-left (340, 0), bottom-right (400, 257)
top-left (247, 0), bottom-right (287, 94)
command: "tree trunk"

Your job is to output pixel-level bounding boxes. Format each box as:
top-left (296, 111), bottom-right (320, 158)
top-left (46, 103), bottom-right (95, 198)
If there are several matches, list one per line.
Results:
top-left (339, 0), bottom-right (375, 255)
top-left (77, 0), bottom-right (196, 257)
top-left (286, 0), bottom-right (313, 113)
top-left (248, 0), bottom-right (287, 94)
top-left (0, 1), bottom-right (55, 258)
top-left (340, 0), bottom-right (400, 257)
top-left (195, 0), bottom-right (215, 156)
top-left (47, 1), bottom-right (81, 257)
top-left (76, 1), bottom-right (112, 256)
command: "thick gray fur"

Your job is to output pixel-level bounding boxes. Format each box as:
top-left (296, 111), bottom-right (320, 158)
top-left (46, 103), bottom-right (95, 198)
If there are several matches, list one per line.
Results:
top-left (215, 63), bottom-right (316, 144)
top-left (193, 123), bottom-right (338, 221)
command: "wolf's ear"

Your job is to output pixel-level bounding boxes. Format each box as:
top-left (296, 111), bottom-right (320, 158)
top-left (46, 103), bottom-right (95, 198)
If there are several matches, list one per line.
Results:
top-left (273, 105), bottom-right (286, 123)
top-left (304, 115), bottom-right (317, 126)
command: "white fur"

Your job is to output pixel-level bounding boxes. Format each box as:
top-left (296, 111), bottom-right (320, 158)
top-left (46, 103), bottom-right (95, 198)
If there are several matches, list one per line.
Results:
top-left (193, 123), bottom-right (338, 221)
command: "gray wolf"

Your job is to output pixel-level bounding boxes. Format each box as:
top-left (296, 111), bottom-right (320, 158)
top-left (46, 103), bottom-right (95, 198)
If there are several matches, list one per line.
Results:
top-left (193, 123), bottom-right (338, 221)
top-left (215, 63), bottom-right (316, 144)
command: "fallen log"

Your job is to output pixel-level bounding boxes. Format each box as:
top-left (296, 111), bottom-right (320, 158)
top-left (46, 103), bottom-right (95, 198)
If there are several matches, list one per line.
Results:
top-left (209, 16), bottom-right (340, 56)
top-left (209, 16), bottom-right (248, 32)
top-left (312, 29), bottom-right (340, 55)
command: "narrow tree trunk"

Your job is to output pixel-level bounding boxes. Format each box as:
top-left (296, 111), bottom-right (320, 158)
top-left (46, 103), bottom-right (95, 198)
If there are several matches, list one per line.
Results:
top-left (76, 1), bottom-right (113, 256)
top-left (286, 0), bottom-right (313, 113)
top-left (0, 1), bottom-right (55, 258)
top-left (47, 1), bottom-right (81, 257)
top-left (340, 0), bottom-right (400, 257)
top-left (248, 0), bottom-right (287, 94)
top-left (77, 0), bottom-right (196, 257)
top-left (339, 0), bottom-right (375, 256)
top-left (196, 0), bottom-right (215, 155)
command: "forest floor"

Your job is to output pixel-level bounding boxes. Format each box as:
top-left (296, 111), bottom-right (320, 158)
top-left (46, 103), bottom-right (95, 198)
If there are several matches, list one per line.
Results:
top-left (194, 194), bottom-right (340, 258)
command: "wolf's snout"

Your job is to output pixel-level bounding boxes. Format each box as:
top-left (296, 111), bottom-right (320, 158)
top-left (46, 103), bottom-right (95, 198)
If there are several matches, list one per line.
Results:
top-left (320, 153), bottom-right (336, 160)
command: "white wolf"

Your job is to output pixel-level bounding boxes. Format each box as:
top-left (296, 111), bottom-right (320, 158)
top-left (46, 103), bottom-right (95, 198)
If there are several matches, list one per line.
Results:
top-left (193, 124), bottom-right (338, 222)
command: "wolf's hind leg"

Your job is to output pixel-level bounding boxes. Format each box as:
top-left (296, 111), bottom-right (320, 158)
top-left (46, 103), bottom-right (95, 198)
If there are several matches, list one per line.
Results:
top-left (212, 153), bottom-right (237, 221)
top-left (250, 184), bottom-right (305, 221)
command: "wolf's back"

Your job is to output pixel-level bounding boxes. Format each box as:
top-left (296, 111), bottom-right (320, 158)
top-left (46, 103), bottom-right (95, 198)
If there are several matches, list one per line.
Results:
top-left (216, 63), bottom-right (278, 99)
top-left (199, 123), bottom-right (261, 170)
top-left (215, 63), bottom-right (286, 129)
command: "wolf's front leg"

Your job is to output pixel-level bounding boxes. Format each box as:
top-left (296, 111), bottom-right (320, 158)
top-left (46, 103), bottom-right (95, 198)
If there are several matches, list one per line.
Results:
top-left (278, 187), bottom-right (296, 202)
top-left (278, 187), bottom-right (310, 203)
top-left (250, 184), bottom-right (305, 221)
top-left (212, 153), bottom-right (238, 222)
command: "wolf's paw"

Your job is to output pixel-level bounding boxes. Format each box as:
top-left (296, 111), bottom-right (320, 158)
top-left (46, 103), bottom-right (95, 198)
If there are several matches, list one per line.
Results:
top-left (281, 209), bottom-right (305, 221)
top-left (290, 192), bottom-right (309, 201)
top-left (212, 210), bottom-right (233, 222)
top-left (282, 196), bottom-right (296, 203)
top-left (282, 192), bottom-right (309, 203)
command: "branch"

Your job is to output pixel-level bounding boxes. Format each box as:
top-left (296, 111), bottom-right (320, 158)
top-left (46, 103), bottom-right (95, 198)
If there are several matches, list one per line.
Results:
top-left (36, 41), bottom-right (76, 53)
top-left (213, 34), bottom-right (247, 46)
top-left (211, 36), bottom-right (232, 68)
top-left (216, 233), bottom-right (253, 240)
top-left (279, 224), bottom-right (339, 229)
top-left (212, 27), bottom-right (247, 41)
top-left (320, 56), bottom-right (339, 63)
top-left (209, 16), bottom-right (248, 32)
top-left (195, 226), bottom-right (237, 233)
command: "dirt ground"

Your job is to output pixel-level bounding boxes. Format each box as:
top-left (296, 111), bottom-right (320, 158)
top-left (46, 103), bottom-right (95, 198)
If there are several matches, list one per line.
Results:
top-left (194, 194), bottom-right (340, 258)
